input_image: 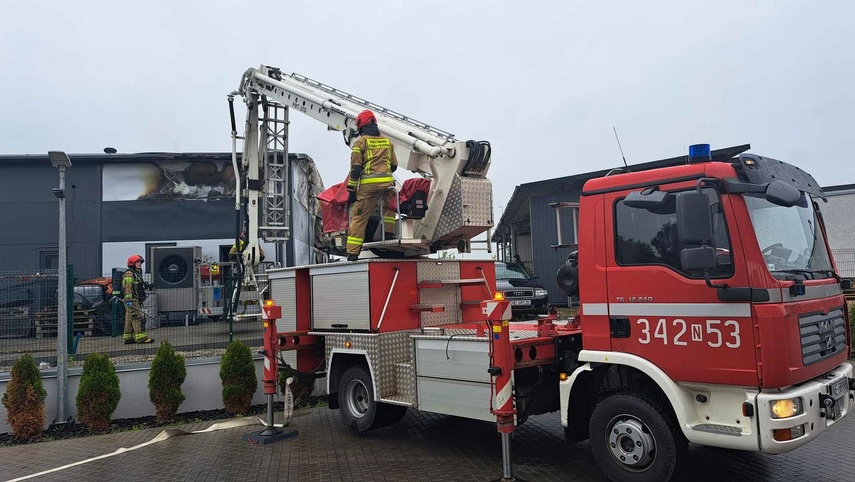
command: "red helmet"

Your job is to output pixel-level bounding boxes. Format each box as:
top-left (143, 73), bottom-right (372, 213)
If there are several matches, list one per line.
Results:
top-left (355, 110), bottom-right (376, 130)
top-left (127, 255), bottom-right (144, 267)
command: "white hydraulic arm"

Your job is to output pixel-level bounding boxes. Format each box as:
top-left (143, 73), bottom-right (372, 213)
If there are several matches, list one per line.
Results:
top-left (230, 64), bottom-right (494, 258)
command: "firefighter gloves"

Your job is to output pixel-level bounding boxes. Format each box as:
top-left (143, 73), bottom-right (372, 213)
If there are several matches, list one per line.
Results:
top-left (348, 190), bottom-right (358, 204)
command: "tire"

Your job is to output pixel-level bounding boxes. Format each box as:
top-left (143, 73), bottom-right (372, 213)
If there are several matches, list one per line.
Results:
top-left (337, 365), bottom-right (408, 432)
top-left (589, 393), bottom-right (687, 482)
top-left (338, 366), bottom-right (378, 432)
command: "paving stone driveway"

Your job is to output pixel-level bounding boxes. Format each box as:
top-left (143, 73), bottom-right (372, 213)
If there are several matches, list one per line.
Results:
top-left (0, 406), bottom-right (853, 481)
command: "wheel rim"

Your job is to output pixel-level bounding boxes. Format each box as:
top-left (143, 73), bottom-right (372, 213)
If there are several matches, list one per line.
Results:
top-left (344, 379), bottom-right (370, 419)
top-left (605, 414), bottom-right (657, 471)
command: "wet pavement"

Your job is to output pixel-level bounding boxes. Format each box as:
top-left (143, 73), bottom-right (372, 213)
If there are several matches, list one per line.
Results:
top-left (1, 403), bottom-right (853, 482)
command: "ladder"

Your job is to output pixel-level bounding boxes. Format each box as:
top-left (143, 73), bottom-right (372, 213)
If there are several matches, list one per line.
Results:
top-left (259, 101), bottom-right (290, 242)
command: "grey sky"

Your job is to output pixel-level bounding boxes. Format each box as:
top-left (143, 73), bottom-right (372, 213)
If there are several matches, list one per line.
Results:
top-left (1, 1), bottom-right (853, 214)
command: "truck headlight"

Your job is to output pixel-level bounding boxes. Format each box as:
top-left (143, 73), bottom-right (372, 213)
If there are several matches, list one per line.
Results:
top-left (770, 397), bottom-right (803, 419)
top-left (534, 289), bottom-right (548, 297)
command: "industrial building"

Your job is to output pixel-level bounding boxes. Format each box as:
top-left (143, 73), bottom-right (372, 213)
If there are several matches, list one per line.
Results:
top-left (0, 151), bottom-right (325, 277)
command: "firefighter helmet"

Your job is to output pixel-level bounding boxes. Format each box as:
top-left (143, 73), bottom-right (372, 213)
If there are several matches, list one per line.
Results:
top-left (355, 110), bottom-right (376, 130)
top-left (127, 254), bottom-right (144, 267)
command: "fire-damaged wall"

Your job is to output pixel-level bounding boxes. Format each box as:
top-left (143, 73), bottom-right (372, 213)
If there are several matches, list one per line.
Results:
top-left (0, 152), bottom-right (326, 276)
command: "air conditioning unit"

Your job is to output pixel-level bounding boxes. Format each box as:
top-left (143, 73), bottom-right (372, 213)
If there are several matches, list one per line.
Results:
top-left (152, 246), bottom-right (200, 313)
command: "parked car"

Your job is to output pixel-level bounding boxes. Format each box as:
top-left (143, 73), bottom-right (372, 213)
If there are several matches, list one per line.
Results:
top-left (494, 261), bottom-right (549, 318)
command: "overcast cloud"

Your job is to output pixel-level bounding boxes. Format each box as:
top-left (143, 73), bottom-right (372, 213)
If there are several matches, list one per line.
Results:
top-left (1, 1), bottom-right (852, 211)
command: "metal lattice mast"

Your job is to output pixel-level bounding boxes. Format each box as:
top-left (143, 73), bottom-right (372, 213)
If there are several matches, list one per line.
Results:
top-left (259, 100), bottom-right (290, 242)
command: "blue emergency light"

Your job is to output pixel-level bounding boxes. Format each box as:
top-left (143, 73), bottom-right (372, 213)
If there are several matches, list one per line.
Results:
top-left (688, 144), bottom-right (711, 163)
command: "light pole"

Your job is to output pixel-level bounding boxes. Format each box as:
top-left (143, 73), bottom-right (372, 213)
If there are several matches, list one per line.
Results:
top-left (48, 150), bottom-right (72, 426)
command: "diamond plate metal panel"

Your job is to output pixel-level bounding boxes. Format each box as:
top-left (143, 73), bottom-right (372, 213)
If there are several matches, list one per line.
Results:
top-left (394, 363), bottom-right (415, 406)
top-left (434, 176), bottom-right (493, 242)
top-left (434, 175), bottom-right (464, 241)
top-left (317, 331), bottom-right (417, 403)
top-left (417, 262), bottom-right (461, 327)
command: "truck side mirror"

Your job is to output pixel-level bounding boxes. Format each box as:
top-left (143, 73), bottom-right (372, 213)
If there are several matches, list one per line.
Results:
top-left (676, 191), bottom-right (712, 245)
top-left (765, 180), bottom-right (801, 207)
top-left (680, 246), bottom-right (718, 272)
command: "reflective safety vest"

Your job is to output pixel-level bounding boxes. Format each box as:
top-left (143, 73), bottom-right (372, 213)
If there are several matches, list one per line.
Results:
top-left (349, 135), bottom-right (398, 188)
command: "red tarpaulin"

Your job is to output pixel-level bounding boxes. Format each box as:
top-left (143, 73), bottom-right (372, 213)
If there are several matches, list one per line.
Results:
top-left (317, 177), bottom-right (431, 234)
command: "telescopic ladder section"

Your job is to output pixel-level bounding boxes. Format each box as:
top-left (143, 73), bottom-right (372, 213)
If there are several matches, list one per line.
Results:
top-left (259, 101), bottom-right (289, 242)
top-left (288, 73), bottom-right (456, 145)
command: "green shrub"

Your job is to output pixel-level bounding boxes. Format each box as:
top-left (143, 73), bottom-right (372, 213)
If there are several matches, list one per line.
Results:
top-left (1, 354), bottom-right (47, 440)
top-left (76, 353), bottom-right (121, 430)
top-left (278, 364), bottom-right (314, 407)
top-left (148, 341), bottom-right (186, 422)
top-left (220, 340), bottom-right (256, 415)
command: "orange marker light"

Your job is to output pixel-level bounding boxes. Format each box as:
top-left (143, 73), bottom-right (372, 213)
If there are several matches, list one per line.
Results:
top-left (345, 340), bottom-right (352, 349)
top-left (493, 292), bottom-right (505, 301)
top-left (265, 299), bottom-right (275, 307)
top-left (559, 372), bottom-right (568, 381)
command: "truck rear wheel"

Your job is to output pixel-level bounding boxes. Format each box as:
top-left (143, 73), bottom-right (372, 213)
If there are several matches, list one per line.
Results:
top-left (589, 393), bottom-right (686, 482)
top-left (339, 366), bottom-right (379, 432)
top-left (338, 365), bottom-right (407, 431)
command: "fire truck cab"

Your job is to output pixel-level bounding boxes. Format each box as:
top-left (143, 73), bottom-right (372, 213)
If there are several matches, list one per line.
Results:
top-left (558, 145), bottom-right (853, 480)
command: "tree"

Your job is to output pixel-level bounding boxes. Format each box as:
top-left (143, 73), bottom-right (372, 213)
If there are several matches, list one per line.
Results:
top-left (148, 341), bottom-right (186, 422)
top-left (2, 354), bottom-right (47, 440)
top-left (220, 340), bottom-right (257, 415)
top-left (76, 353), bottom-right (121, 430)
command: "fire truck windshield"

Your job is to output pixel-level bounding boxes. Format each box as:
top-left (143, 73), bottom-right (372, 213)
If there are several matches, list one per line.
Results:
top-left (745, 193), bottom-right (834, 280)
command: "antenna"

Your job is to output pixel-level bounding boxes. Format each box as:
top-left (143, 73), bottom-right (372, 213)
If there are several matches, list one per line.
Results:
top-left (613, 127), bottom-right (631, 172)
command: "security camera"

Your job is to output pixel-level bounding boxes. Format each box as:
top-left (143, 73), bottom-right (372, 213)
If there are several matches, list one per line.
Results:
top-left (52, 188), bottom-right (65, 199)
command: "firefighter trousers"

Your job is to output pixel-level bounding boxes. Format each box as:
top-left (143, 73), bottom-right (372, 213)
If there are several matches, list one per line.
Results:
top-left (123, 300), bottom-right (149, 342)
top-left (347, 182), bottom-right (396, 255)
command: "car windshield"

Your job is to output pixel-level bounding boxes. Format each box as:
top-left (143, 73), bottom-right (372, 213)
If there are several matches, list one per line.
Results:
top-left (744, 193), bottom-right (834, 280)
top-left (496, 262), bottom-right (530, 280)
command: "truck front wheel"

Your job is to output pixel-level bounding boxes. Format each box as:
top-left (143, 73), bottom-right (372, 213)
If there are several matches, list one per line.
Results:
top-left (589, 393), bottom-right (686, 482)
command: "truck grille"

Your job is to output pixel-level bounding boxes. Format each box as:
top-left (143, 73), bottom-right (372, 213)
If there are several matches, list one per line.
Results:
top-left (799, 308), bottom-right (847, 366)
top-left (507, 289), bottom-right (533, 298)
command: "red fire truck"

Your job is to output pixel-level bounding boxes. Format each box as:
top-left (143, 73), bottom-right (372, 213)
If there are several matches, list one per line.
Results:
top-left (232, 66), bottom-right (853, 482)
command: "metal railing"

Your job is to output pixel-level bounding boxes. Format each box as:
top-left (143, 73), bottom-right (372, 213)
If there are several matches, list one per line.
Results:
top-left (832, 248), bottom-right (855, 279)
top-left (0, 269), bottom-right (263, 373)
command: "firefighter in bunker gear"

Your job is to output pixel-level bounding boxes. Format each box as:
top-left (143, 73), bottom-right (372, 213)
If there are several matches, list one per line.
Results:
top-left (123, 255), bottom-right (153, 344)
top-left (346, 110), bottom-right (398, 261)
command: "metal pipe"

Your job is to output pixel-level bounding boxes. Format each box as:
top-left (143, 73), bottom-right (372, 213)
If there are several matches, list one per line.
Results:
top-left (376, 268), bottom-right (400, 332)
top-left (57, 164), bottom-right (68, 424)
top-left (266, 393), bottom-right (275, 428)
top-left (501, 432), bottom-right (513, 480)
top-left (554, 207), bottom-right (564, 247)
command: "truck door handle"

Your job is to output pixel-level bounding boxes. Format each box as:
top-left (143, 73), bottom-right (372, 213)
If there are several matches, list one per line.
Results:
top-left (609, 317), bottom-right (631, 338)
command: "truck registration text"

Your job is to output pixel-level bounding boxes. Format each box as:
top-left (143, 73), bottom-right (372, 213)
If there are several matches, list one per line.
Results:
top-left (636, 318), bottom-right (741, 348)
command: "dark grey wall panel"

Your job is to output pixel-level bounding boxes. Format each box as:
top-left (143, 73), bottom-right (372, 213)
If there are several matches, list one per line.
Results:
top-left (0, 163), bottom-right (101, 273)
top-left (100, 199), bottom-right (233, 242)
top-left (0, 163), bottom-right (101, 203)
top-left (530, 194), bottom-right (579, 306)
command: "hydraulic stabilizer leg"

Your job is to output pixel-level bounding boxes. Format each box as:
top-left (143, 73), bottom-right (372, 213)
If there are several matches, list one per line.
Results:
top-left (483, 296), bottom-right (527, 482)
top-left (243, 301), bottom-right (298, 445)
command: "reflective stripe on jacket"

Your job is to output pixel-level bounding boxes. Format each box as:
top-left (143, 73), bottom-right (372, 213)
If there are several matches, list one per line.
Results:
top-left (350, 135), bottom-right (397, 186)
